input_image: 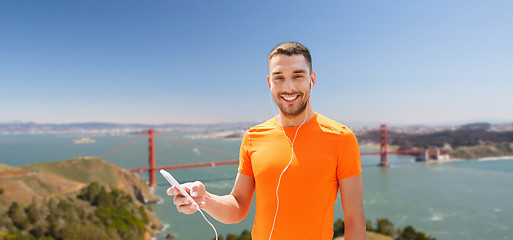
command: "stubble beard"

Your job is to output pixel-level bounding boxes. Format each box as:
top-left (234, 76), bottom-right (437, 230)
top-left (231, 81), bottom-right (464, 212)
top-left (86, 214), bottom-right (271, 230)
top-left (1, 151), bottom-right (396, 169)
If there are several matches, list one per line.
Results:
top-left (273, 90), bottom-right (311, 118)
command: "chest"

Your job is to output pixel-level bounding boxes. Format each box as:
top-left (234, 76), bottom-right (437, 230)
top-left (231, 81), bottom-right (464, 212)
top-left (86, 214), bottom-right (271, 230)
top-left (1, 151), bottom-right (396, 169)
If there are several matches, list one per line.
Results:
top-left (250, 132), bottom-right (339, 189)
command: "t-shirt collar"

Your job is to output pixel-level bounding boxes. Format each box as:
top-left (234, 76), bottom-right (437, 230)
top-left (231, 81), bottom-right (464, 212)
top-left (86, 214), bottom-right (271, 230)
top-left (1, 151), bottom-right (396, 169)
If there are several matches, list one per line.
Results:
top-left (272, 112), bottom-right (318, 129)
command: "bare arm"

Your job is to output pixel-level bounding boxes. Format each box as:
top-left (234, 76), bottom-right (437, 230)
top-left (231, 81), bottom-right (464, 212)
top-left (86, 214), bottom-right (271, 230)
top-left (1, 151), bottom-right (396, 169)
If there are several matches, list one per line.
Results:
top-left (167, 173), bottom-right (255, 224)
top-left (339, 174), bottom-right (366, 240)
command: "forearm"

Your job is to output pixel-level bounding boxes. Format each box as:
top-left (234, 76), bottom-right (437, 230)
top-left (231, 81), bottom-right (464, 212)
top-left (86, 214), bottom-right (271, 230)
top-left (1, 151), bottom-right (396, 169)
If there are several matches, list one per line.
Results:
top-left (202, 192), bottom-right (250, 224)
top-left (344, 213), bottom-right (366, 240)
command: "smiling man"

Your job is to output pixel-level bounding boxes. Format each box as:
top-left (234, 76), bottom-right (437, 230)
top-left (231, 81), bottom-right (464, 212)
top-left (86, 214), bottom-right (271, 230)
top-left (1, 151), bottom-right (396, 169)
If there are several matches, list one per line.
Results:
top-left (168, 42), bottom-right (366, 240)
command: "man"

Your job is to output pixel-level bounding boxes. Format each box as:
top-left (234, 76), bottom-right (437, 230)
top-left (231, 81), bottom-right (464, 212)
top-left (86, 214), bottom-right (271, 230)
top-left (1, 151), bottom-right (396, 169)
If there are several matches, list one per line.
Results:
top-left (168, 42), bottom-right (366, 239)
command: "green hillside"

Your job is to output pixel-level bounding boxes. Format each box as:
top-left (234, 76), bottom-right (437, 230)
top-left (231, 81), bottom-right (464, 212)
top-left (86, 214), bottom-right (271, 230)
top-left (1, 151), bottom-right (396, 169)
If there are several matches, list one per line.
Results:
top-left (0, 157), bottom-right (162, 239)
top-left (22, 157), bottom-right (120, 185)
top-left (0, 157), bottom-right (158, 211)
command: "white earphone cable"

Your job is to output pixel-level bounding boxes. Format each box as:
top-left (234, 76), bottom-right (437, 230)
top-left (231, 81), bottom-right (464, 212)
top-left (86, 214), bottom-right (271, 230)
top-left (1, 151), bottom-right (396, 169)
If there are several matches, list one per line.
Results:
top-left (267, 83), bottom-right (312, 240)
top-left (197, 207), bottom-right (218, 240)
top-left (268, 112), bottom-right (307, 240)
top-left (268, 92), bottom-right (308, 240)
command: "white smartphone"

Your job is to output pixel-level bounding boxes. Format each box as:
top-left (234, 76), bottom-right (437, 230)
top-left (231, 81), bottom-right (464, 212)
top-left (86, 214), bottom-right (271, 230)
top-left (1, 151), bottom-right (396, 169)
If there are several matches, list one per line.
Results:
top-left (160, 169), bottom-right (199, 210)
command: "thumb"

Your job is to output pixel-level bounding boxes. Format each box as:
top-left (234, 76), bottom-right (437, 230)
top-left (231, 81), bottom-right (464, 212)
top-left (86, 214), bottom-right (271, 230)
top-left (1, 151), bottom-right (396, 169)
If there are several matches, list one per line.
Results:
top-left (190, 181), bottom-right (205, 197)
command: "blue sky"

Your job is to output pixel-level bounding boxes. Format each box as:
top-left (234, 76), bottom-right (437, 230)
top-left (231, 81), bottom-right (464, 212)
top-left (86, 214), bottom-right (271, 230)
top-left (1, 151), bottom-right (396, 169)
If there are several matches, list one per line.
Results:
top-left (1, 1), bottom-right (512, 126)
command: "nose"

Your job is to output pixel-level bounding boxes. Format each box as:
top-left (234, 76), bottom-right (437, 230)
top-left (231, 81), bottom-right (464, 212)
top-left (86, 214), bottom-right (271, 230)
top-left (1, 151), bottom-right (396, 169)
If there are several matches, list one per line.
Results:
top-left (282, 78), bottom-right (296, 93)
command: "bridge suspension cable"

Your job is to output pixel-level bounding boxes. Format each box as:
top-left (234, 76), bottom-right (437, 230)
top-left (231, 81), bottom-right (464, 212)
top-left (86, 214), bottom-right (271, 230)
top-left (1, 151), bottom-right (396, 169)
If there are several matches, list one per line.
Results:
top-left (96, 129), bottom-right (238, 187)
top-left (99, 132), bottom-right (147, 159)
top-left (155, 131), bottom-right (237, 157)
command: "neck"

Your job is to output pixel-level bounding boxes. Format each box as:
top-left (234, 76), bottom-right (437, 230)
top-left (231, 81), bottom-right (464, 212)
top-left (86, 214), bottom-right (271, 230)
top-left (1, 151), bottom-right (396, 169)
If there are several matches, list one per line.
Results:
top-left (278, 105), bottom-right (315, 127)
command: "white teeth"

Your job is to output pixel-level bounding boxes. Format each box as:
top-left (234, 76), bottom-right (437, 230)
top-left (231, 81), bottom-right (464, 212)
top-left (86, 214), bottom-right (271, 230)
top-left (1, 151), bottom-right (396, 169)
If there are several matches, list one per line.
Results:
top-left (283, 95), bottom-right (298, 101)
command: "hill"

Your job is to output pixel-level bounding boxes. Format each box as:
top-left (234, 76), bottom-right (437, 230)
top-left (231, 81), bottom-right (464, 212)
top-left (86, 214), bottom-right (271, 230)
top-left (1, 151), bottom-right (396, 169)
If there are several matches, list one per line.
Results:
top-left (0, 157), bottom-right (158, 211)
top-left (358, 127), bottom-right (513, 161)
top-left (0, 157), bottom-right (162, 239)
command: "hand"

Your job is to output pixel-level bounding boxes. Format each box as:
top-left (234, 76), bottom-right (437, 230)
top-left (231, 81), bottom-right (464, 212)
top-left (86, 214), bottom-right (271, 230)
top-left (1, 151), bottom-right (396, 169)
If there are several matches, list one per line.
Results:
top-left (166, 181), bottom-right (207, 215)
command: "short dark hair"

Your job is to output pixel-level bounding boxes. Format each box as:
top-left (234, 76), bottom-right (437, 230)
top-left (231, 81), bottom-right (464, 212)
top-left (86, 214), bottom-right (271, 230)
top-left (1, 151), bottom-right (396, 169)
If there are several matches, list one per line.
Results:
top-left (268, 42), bottom-right (312, 72)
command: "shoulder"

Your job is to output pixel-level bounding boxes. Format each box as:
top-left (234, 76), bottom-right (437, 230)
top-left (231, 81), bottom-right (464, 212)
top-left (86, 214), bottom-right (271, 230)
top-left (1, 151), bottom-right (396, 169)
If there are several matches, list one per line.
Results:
top-left (315, 113), bottom-right (355, 137)
top-left (246, 117), bottom-right (279, 134)
top-left (243, 117), bottom-right (280, 140)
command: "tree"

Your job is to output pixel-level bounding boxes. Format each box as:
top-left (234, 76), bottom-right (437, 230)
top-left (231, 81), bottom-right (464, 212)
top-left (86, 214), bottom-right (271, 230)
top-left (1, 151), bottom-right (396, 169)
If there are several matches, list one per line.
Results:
top-left (366, 219), bottom-right (374, 232)
top-left (226, 234), bottom-right (238, 240)
top-left (376, 218), bottom-right (396, 237)
top-left (57, 199), bottom-right (77, 223)
top-left (29, 221), bottom-right (49, 238)
top-left (60, 221), bottom-right (110, 240)
top-left (138, 206), bottom-right (149, 224)
top-left (0, 211), bottom-right (16, 233)
top-left (1, 182), bottom-right (153, 240)
top-left (333, 218), bottom-right (344, 237)
top-left (8, 202), bottom-right (29, 230)
top-left (78, 181), bottom-right (102, 203)
top-left (396, 225), bottom-right (436, 240)
top-left (93, 186), bottom-right (110, 207)
top-left (238, 229), bottom-right (251, 240)
top-left (26, 198), bottom-right (46, 225)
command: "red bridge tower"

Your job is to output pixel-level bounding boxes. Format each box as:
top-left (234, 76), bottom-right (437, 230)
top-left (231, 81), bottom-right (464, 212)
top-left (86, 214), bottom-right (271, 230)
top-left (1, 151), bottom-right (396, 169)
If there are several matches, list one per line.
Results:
top-left (148, 129), bottom-right (156, 187)
top-left (379, 124), bottom-right (389, 166)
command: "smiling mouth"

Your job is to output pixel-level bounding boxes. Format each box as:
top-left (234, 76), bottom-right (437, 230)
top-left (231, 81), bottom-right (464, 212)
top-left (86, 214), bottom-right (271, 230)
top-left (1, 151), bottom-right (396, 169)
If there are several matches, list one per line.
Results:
top-left (281, 94), bottom-right (299, 102)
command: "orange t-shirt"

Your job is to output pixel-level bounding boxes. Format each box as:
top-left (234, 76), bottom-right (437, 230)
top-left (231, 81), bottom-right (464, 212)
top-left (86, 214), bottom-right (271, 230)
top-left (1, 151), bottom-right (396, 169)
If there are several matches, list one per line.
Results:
top-left (238, 113), bottom-right (362, 240)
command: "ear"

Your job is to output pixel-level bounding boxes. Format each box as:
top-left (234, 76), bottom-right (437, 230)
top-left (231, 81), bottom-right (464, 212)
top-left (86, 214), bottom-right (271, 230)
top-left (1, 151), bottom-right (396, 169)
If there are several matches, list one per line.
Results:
top-left (310, 71), bottom-right (316, 88)
top-left (267, 75), bottom-right (272, 89)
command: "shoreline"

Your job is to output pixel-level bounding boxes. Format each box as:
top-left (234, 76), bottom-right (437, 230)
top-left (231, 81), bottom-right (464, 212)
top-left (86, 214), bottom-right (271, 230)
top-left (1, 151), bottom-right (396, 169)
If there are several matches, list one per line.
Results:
top-left (359, 145), bottom-right (513, 163)
top-left (425, 155), bottom-right (513, 164)
top-left (476, 155), bottom-right (513, 161)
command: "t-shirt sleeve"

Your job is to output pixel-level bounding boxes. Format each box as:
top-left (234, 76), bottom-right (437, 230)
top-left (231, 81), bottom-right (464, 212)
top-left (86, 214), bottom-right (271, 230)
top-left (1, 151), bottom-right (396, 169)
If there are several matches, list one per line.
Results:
top-left (337, 130), bottom-right (362, 179)
top-left (238, 130), bottom-right (254, 176)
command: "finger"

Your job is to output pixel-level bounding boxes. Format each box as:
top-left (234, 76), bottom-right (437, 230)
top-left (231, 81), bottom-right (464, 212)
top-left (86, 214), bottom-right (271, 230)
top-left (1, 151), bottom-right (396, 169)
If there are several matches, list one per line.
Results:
top-left (182, 185), bottom-right (192, 195)
top-left (190, 181), bottom-right (204, 197)
top-left (177, 204), bottom-right (198, 215)
top-left (173, 195), bottom-right (192, 206)
top-left (167, 186), bottom-right (181, 196)
top-left (167, 187), bottom-right (176, 196)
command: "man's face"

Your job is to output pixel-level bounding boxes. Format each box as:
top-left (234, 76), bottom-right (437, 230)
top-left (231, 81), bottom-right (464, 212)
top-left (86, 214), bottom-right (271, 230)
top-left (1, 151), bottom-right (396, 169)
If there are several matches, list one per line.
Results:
top-left (267, 54), bottom-right (315, 118)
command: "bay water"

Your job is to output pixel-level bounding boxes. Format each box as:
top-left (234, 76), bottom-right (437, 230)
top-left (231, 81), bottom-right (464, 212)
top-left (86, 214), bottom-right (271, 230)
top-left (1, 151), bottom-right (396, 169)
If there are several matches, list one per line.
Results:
top-left (0, 132), bottom-right (512, 240)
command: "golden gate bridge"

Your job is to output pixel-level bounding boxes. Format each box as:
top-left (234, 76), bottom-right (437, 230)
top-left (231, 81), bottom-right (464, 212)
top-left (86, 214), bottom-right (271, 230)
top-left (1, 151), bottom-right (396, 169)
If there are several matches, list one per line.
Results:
top-left (98, 125), bottom-right (442, 187)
